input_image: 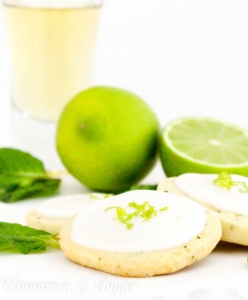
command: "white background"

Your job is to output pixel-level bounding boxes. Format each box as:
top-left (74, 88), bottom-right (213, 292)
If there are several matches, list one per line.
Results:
top-left (1, 1), bottom-right (248, 299)
top-left (1, 0), bottom-right (248, 146)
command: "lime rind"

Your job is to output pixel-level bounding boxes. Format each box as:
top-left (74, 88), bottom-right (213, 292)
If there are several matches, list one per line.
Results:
top-left (162, 117), bottom-right (248, 168)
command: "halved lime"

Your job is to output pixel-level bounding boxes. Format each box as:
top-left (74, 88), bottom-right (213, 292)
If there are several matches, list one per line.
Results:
top-left (159, 117), bottom-right (248, 177)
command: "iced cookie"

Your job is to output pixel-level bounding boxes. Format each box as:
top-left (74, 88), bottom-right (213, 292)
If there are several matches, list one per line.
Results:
top-left (157, 173), bottom-right (248, 246)
top-left (26, 193), bottom-right (111, 234)
top-left (59, 190), bottom-right (221, 277)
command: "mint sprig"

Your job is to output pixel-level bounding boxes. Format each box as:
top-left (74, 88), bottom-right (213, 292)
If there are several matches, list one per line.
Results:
top-left (0, 148), bottom-right (61, 203)
top-left (0, 222), bottom-right (60, 254)
top-left (129, 184), bottom-right (158, 191)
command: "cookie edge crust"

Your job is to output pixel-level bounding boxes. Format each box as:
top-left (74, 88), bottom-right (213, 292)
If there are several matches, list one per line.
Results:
top-left (26, 209), bottom-right (67, 234)
top-left (157, 177), bottom-right (248, 246)
top-left (59, 210), bottom-right (221, 277)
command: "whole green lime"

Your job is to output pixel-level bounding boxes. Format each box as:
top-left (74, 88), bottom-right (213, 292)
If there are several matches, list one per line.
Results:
top-left (56, 87), bottom-right (159, 192)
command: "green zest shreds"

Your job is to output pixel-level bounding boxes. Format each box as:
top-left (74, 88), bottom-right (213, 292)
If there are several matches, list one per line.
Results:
top-left (90, 193), bottom-right (113, 200)
top-left (105, 206), bottom-right (137, 229)
top-left (214, 171), bottom-right (233, 190)
top-left (105, 201), bottom-right (168, 229)
top-left (214, 171), bottom-right (248, 193)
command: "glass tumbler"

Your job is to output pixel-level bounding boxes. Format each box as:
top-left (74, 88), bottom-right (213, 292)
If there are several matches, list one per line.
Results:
top-left (3, 0), bottom-right (102, 168)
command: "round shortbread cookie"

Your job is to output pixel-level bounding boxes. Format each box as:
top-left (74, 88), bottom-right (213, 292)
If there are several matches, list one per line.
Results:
top-left (26, 193), bottom-right (110, 234)
top-left (59, 209), bottom-right (221, 277)
top-left (26, 209), bottom-right (67, 234)
top-left (157, 178), bottom-right (248, 246)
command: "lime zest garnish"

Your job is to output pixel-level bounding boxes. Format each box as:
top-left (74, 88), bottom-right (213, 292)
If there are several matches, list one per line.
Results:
top-left (214, 171), bottom-right (248, 193)
top-left (105, 201), bottom-right (168, 229)
top-left (160, 207), bottom-right (169, 212)
top-left (213, 171), bottom-right (233, 190)
top-left (105, 206), bottom-right (137, 229)
top-left (128, 201), bottom-right (158, 221)
top-left (90, 193), bottom-right (113, 200)
top-left (104, 194), bottom-right (114, 198)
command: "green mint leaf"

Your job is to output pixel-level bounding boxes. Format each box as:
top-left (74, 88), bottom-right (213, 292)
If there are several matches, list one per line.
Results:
top-left (129, 184), bottom-right (158, 191)
top-left (0, 179), bottom-right (61, 203)
top-left (0, 148), bottom-right (46, 187)
top-left (0, 148), bottom-right (61, 202)
top-left (0, 222), bottom-right (60, 254)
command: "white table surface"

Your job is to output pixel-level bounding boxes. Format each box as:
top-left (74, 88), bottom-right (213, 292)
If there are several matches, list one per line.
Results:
top-left (1, 1), bottom-right (248, 299)
top-left (0, 169), bottom-right (248, 300)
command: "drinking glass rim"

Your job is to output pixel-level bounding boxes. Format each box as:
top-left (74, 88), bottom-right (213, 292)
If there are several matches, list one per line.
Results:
top-left (2, 0), bottom-right (103, 9)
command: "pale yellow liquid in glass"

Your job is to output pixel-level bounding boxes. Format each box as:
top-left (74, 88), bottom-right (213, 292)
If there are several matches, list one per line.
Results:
top-left (4, 5), bottom-right (100, 122)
